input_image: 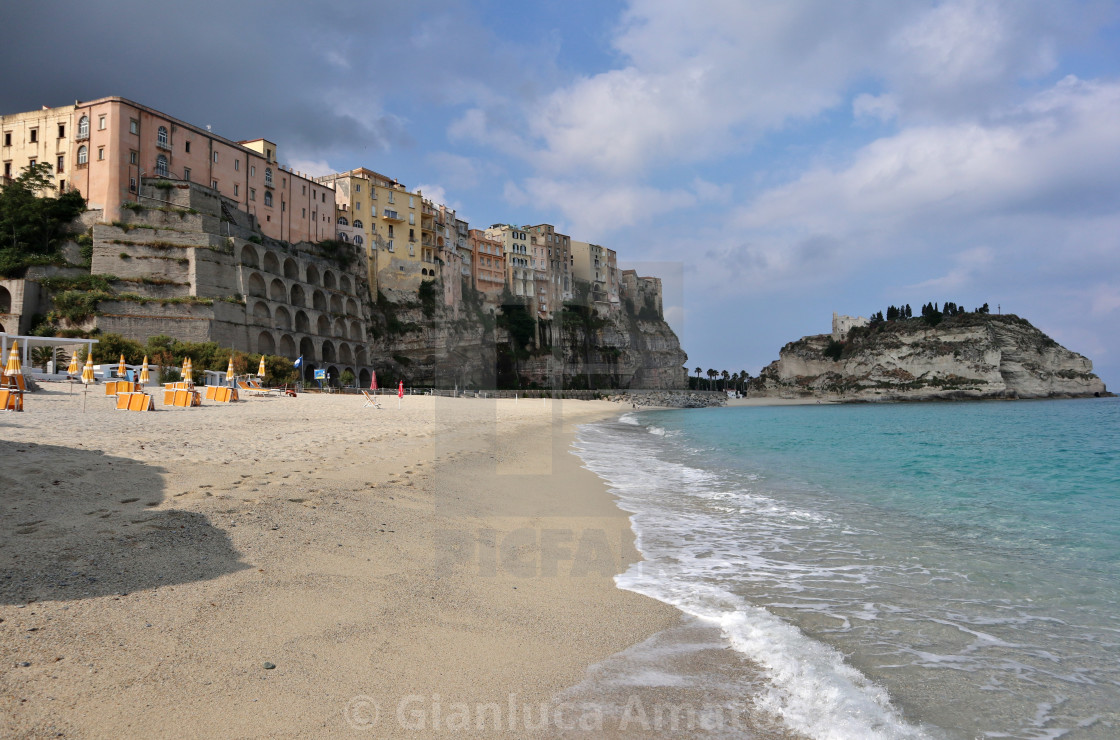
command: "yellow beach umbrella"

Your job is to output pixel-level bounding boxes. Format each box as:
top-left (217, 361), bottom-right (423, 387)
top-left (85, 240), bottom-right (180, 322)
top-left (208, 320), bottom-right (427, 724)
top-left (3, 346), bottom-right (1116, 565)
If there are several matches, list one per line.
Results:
top-left (81, 352), bottom-right (95, 384)
top-left (67, 350), bottom-right (79, 375)
top-left (182, 357), bottom-right (193, 384)
top-left (117, 354), bottom-right (127, 378)
top-left (258, 355), bottom-right (266, 378)
top-left (226, 356), bottom-right (235, 382)
top-left (139, 356), bottom-right (150, 384)
top-left (4, 341), bottom-right (22, 378)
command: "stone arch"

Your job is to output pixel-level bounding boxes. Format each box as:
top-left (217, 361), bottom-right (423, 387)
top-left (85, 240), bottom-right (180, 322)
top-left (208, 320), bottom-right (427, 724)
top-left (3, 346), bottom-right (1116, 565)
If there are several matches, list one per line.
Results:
top-left (241, 245), bottom-right (259, 269)
top-left (299, 337), bottom-right (316, 375)
top-left (339, 343), bottom-right (354, 365)
top-left (295, 310), bottom-right (311, 333)
top-left (329, 294), bottom-right (343, 314)
top-left (358, 368), bottom-right (371, 388)
top-left (312, 289), bottom-right (326, 312)
top-left (323, 270), bottom-right (336, 290)
top-left (252, 301), bottom-right (270, 323)
top-left (290, 284), bottom-right (305, 307)
top-left (306, 264), bottom-right (320, 286)
top-left (269, 278), bottom-right (286, 302)
top-left (345, 298), bottom-right (358, 316)
top-left (350, 320), bottom-right (362, 341)
top-left (333, 317), bottom-right (347, 337)
top-left (321, 340), bottom-right (336, 363)
top-left (316, 314), bottom-right (330, 336)
top-left (340, 275), bottom-right (352, 294)
top-left (284, 257), bottom-right (300, 280)
top-left (274, 306), bottom-right (292, 331)
top-left (279, 334), bottom-right (296, 358)
top-left (0, 286), bottom-right (11, 313)
top-left (263, 251), bottom-right (280, 274)
top-left (246, 272), bottom-right (267, 298)
top-left (326, 365), bottom-right (340, 385)
top-left (257, 331), bottom-right (276, 355)
top-left (356, 347), bottom-right (368, 367)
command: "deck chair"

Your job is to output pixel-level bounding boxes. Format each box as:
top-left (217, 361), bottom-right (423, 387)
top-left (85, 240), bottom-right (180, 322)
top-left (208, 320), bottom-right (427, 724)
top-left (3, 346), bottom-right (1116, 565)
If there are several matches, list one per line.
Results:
top-left (361, 391), bottom-right (382, 409)
top-left (1, 388), bottom-right (23, 412)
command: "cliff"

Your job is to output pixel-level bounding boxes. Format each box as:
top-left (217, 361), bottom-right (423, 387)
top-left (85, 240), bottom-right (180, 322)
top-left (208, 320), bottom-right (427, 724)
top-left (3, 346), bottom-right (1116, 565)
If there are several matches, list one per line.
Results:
top-left (751, 313), bottom-right (1108, 401)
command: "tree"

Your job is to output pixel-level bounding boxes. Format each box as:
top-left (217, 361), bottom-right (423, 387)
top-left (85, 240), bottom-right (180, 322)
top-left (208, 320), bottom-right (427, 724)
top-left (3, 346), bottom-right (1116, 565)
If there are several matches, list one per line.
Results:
top-left (721, 370), bottom-right (730, 391)
top-left (706, 368), bottom-right (717, 390)
top-left (0, 163), bottom-right (86, 276)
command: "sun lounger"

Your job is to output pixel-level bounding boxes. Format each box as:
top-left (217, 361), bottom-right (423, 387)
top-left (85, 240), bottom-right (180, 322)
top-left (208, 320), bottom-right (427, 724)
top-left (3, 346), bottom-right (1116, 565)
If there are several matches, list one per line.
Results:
top-left (361, 391), bottom-right (382, 409)
top-left (2, 375), bottom-right (27, 392)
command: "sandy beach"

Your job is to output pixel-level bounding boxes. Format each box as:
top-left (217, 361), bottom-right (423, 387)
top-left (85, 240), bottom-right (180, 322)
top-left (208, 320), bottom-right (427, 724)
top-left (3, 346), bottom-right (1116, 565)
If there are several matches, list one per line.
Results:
top-left (0, 385), bottom-right (680, 738)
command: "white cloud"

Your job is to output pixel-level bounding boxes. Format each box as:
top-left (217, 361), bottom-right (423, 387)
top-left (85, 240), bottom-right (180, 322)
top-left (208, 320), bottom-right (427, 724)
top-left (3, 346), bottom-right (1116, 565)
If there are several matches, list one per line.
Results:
top-left (853, 93), bottom-right (900, 122)
top-left (286, 158), bottom-right (334, 179)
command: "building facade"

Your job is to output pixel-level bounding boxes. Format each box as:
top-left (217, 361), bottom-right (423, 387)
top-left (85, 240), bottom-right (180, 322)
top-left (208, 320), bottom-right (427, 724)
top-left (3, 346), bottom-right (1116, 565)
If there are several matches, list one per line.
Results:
top-left (1, 97), bottom-right (333, 245)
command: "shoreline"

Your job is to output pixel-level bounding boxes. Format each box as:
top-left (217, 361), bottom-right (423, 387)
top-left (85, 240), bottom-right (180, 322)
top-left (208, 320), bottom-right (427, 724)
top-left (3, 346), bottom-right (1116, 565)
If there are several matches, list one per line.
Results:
top-left (0, 388), bottom-right (679, 738)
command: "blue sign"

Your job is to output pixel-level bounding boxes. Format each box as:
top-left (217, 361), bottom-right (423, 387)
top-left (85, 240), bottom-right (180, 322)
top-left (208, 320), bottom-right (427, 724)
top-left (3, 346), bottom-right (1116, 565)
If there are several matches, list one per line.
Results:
top-left (314, 369), bottom-right (326, 380)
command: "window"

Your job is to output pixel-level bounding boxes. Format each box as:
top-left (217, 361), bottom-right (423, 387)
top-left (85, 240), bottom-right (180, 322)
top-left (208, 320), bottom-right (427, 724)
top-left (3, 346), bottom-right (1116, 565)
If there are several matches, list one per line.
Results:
top-left (408, 213), bottom-right (415, 225)
top-left (234, 159), bottom-right (240, 172)
top-left (3, 132), bottom-right (10, 147)
top-left (183, 167), bottom-right (191, 181)
top-left (265, 167), bottom-right (272, 186)
top-left (387, 192), bottom-right (394, 203)
top-left (355, 201), bottom-right (360, 212)
top-left (77, 146), bottom-right (88, 165)
top-left (281, 200), bottom-right (285, 212)
top-left (388, 225), bottom-right (395, 238)
top-left (250, 188), bottom-right (256, 201)
top-left (129, 119), bottom-right (138, 134)
top-left (354, 234), bottom-right (363, 246)
top-left (213, 151), bottom-right (219, 163)
top-left (321, 192), bottom-right (325, 203)
top-left (250, 165), bottom-right (255, 177)
top-left (264, 191), bottom-right (272, 207)
top-left (155, 154), bottom-right (168, 177)
top-left (353, 219), bottom-right (362, 229)
top-left (302, 208), bottom-right (306, 218)
top-left (97, 147), bottom-right (104, 161)
top-left (387, 240), bottom-right (394, 252)
top-left (266, 148), bottom-right (272, 162)
top-left (29, 128), bottom-right (38, 143)
top-left (409, 228), bottom-right (414, 240)
top-left (130, 150), bottom-right (138, 165)
top-left (302, 184), bottom-right (306, 195)
top-left (355, 184), bottom-right (361, 193)
top-left (234, 184), bottom-right (239, 196)
top-left (185, 141), bottom-right (190, 153)
top-left (157, 126), bottom-right (168, 147)
top-left (409, 196), bottom-right (415, 208)
top-left (57, 155), bottom-right (64, 172)
top-left (98, 115), bottom-right (106, 130)
top-left (59, 179), bottom-right (65, 191)
top-left (58, 123), bottom-right (65, 138)
top-left (212, 179), bottom-right (218, 189)
top-left (129, 177), bottom-right (136, 192)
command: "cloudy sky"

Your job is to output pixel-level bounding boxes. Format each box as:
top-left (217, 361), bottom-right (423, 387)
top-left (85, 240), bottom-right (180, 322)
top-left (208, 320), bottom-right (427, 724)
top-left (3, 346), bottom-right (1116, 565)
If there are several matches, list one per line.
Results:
top-left (4, 1), bottom-right (1119, 385)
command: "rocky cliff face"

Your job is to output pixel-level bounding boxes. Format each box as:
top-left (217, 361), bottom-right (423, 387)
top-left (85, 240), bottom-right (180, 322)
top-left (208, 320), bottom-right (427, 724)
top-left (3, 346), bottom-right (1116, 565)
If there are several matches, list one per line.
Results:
top-left (751, 314), bottom-right (1107, 401)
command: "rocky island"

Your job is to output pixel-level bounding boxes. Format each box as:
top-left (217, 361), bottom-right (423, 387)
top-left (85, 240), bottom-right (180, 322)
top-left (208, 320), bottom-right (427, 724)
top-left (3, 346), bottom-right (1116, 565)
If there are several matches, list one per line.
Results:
top-left (750, 309), bottom-right (1108, 402)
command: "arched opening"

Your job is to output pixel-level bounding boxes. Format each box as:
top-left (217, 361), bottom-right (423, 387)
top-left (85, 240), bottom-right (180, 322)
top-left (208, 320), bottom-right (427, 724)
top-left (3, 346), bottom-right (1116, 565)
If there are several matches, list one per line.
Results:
top-left (246, 272), bottom-right (267, 298)
top-left (312, 290), bottom-right (326, 312)
top-left (157, 126), bottom-right (169, 147)
top-left (337, 216), bottom-right (348, 226)
top-left (323, 271), bottom-right (336, 290)
top-left (326, 365), bottom-right (340, 386)
top-left (283, 258), bottom-right (300, 280)
top-left (269, 278), bottom-right (286, 302)
top-left (0, 286), bottom-right (11, 313)
top-left (279, 334), bottom-right (296, 358)
top-left (257, 331), bottom-right (276, 355)
top-left (345, 298), bottom-right (358, 316)
top-left (333, 318), bottom-right (347, 337)
top-left (264, 191), bottom-right (273, 207)
top-left (155, 154), bottom-right (169, 177)
top-left (356, 347), bottom-right (368, 367)
top-left (241, 245), bottom-right (259, 269)
top-left (295, 310), bottom-right (311, 333)
top-left (340, 275), bottom-right (352, 294)
top-left (299, 336), bottom-right (316, 365)
top-left (265, 167), bottom-right (273, 186)
top-left (350, 321), bottom-right (362, 341)
top-left (289, 284), bottom-right (305, 307)
top-left (252, 301), bottom-right (270, 323)
top-left (329, 294), bottom-right (343, 314)
top-left (274, 306), bottom-right (292, 331)
top-left (78, 116), bottom-right (89, 138)
top-left (352, 220), bottom-right (363, 230)
top-left (354, 234), bottom-right (363, 247)
top-left (263, 251), bottom-right (280, 274)
top-left (316, 315), bottom-right (330, 336)
top-left (359, 368), bottom-right (371, 388)
top-left (321, 340), bottom-right (336, 363)
top-left (306, 264), bottom-right (320, 286)
top-left (339, 344), bottom-right (354, 365)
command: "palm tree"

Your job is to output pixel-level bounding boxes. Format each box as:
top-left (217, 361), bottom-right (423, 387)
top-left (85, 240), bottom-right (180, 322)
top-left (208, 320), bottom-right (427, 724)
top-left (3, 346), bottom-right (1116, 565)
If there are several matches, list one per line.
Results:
top-left (721, 370), bottom-right (730, 391)
top-left (706, 368), bottom-right (717, 390)
top-left (694, 366), bottom-right (702, 390)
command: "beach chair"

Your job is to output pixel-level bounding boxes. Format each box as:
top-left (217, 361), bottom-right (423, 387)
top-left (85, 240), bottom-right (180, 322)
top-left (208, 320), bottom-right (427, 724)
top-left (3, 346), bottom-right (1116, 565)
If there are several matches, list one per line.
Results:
top-left (0, 388), bottom-right (23, 412)
top-left (2, 374), bottom-right (27, 393)
top-left (361, 391), bottom-right (382, 409)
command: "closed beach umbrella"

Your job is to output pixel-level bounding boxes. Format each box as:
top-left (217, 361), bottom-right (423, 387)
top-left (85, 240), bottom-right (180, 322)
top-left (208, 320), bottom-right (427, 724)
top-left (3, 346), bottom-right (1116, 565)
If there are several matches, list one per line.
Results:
top-left (118, 354), bottom-right (126, 378)
top-left (258, 355), bottom-right (266, 378)
top-left (370, 370), bottom-right (377, 391)
top-left (81, 352), bottom-right (95, 384)
top-left (67, 350), bottom-right (79, 375)
top-left (398, 380), bottom-right (404, 399)
top-left (139, 356), bottom-right (150, 384)
top-left (3, 341), bottom-right (22, 378)
top-left (183, 357), bottom-right (193, 384)
top-left (226, 356), bottom-right (235, 382)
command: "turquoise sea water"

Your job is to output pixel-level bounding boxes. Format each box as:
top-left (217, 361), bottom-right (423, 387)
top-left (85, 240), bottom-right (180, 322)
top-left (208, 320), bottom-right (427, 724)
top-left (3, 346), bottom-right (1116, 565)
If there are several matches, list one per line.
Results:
top-left (572, 398), bottom-right (1120, 739)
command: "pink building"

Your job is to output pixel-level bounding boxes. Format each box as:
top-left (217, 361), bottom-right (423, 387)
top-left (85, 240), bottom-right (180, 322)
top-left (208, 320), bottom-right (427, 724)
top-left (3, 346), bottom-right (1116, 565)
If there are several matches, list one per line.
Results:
top-left (1, 96), bottom-right (333, 244)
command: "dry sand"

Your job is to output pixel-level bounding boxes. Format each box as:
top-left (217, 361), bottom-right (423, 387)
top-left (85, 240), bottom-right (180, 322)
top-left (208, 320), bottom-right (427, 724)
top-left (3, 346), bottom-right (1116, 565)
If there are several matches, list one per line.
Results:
top-left (0, 384), bottom-right (680, 738)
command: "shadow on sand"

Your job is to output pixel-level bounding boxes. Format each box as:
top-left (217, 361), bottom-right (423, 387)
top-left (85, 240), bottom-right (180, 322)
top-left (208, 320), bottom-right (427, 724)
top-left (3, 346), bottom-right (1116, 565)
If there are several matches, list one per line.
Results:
top-left (0, 439), bottom-right (247, 605)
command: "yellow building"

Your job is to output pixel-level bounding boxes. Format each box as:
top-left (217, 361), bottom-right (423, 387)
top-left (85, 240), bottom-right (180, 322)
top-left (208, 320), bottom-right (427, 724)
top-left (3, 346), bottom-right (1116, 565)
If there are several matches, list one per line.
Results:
top-left (570, 240), bottom-right (619, 306)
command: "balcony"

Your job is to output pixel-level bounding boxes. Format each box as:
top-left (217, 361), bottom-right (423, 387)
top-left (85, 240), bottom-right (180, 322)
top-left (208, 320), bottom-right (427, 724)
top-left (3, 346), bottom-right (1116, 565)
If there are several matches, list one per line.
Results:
top-left (156, 140), bottom-right (172, 151)
top-left (382, 209), bottom-right (403, 222)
